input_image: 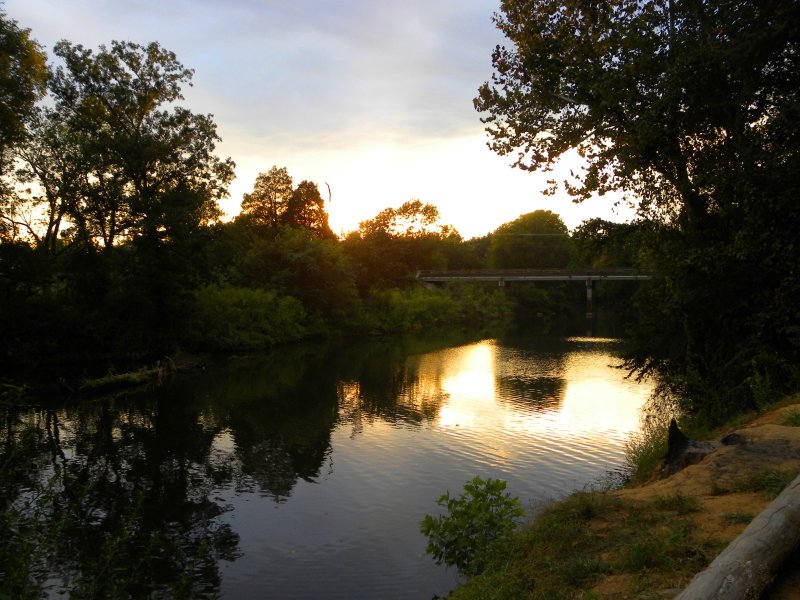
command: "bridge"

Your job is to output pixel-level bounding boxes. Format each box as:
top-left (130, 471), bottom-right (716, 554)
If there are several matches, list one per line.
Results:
top-left (416, 268), bottom-right (652, 284)
top-left (416, 268), bottom-right (653, 318)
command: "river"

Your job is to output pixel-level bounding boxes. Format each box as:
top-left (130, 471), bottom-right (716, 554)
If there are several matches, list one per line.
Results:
top-left (1, 334), bottom-right (654, 599)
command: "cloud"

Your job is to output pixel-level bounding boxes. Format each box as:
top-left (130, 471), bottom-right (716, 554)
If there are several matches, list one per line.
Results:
top-left (7, 0), bottom-right (502, 145)
top-left (4, 0), bottom-right (637, 237)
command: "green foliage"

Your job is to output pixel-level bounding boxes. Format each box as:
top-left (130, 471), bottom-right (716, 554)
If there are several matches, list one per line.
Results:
top-left (624, 409), bottom-right (670, 485)
top-left (357, 199), bottom-right (456, 239)
top-left (365, 284), bottom-right (513, 335)
top-left (488, 210), bottom-right (572, 269)
top-left (478, 0), bottom-right (800, 424)
top-left (191, 285), bottom-right (307, 351)
top-left (40, 39), bottom-right (233, 249)
top-left (571, 218), bottom-right (653, 270)
top-left (0, 10), bottom-right (47, 153)
top-left (285, 179), bottom-right (334, 238)
top-left (781, 410), bottom-right (800, 427)
top-left (0, 10), bottom-right (48, 240)
top-left (238, 225), bottom-right (360, 324)
top-left (342, 200), bottom-right (462, 294)
top-left (450, 487), bottom-right (719, 599)
top-left (618, 520), bottom-right (701, 572)
top-left (420, 476), bottom-right (525, 577)
top-left (367, 288), bottom-right (459, 334)
top-left (734, 468), bottom-right (800, 500)
top-left (241, 166), bottom-right (294, 228)
top-left (476, 0), bottom-right (799, 223)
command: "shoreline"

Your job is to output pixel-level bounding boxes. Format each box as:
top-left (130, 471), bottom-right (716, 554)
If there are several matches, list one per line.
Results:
top-left (451, 396), bottom-right (800, 598)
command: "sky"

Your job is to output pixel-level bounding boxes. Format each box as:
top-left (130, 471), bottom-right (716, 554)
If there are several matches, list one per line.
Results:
top-left (5, 0), bottom-right (636, 239)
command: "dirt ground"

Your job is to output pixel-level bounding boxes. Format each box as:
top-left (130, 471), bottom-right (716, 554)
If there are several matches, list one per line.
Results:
top-left (600, 401), bottom-right (800, 598)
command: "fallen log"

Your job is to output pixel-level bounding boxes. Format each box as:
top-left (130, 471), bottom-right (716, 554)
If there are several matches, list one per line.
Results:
top-left (676, 472), bottom-right (800, 599)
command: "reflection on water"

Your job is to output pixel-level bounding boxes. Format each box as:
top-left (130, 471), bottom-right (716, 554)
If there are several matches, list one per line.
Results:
top-left (1, 336), bottom-right (653, 599)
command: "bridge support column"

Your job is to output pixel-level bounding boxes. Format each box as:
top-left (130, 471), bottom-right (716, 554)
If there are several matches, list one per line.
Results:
top-left (586, 279), bottom-right (595, 336)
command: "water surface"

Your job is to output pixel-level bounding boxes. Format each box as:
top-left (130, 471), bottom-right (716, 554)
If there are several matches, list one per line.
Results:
top-left (2, 335), bottom-right (653, 599)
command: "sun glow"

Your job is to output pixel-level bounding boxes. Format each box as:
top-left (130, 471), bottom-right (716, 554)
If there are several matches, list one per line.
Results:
top-left (220, 135), bottom-right (637, 240)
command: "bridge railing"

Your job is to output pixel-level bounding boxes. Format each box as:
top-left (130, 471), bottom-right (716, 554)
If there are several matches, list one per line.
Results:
top-left (416, 268), bottom-right (653, 282)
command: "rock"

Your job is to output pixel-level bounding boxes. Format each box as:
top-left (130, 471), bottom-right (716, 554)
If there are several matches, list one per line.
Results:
top-left (660, 419), bottom-right (721, 478)
top-left (721, 432), bottom-right (746, 446)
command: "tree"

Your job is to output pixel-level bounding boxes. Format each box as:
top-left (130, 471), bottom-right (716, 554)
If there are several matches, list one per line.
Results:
top-left (571, 218), bottom-right (652, 269)
top-left (477, 1), bottom-right (800, 420)
top-left (0, 10), bottom-right (47, 161)
top-left (241, 166), bottom-right (293, 228)
top-left (344, 200), bottom-right (461, 293)
top-left (488, 210), bottom-right (571, 269)
top-left (284, 179), bottom-right (335, 238)
top-left (0, 10), bottom-right (47, 240)
top-left (43, 40), bottom-right (234, 249)
top-left (357, 199), bottom-right (456, 239)
top-left (475, 0), bottom-right (800, 229)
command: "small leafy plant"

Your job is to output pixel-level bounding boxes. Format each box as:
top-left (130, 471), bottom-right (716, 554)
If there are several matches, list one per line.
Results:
top-left (420, 476), bottom-right (525, 577)
top-left (781, 409), bottom-right (800, 426)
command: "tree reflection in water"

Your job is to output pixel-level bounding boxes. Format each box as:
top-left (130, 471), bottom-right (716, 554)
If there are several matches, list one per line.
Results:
top-left (0, 335), bottom-right (481, 598)
top-left (0, 397), bottom-right (240, 599)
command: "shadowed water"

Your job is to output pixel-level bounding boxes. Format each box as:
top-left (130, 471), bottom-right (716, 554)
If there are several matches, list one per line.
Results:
top-left (0, 335), bottom-right (653, 599)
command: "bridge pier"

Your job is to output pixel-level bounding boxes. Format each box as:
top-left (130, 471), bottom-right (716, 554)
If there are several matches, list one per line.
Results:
top-left (586, 279), bottom-right (594, 320)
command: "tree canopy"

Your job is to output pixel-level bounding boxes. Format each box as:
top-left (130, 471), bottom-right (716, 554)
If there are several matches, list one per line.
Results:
top-left (241, 166), bottom-right (293, 228)
top-left (5, 40), bottom-right (234, 250)
top-left (488, 209), bottom-right (571, 268)
top-left (356, 199), bottom-right (459, 239)
top-left (0, 10), bottom-right (47, 159)
top-left (478, 0), bottom-right (800, 418)
top-left (475, 0), bottom-right (800, 228)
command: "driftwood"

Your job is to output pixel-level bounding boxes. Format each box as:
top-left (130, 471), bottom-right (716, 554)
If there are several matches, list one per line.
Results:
top-left (676, 472), bottom-right (800, 599)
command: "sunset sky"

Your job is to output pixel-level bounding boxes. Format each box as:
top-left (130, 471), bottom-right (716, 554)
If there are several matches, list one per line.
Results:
top-left (6, 0), bottom-right (637, 238)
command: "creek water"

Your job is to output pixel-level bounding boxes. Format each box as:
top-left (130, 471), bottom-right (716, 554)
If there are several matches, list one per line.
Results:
top-left (4, 334), bottom-right (654, 599)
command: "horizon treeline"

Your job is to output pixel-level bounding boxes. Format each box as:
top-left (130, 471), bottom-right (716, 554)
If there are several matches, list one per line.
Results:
top-left (3, 2), bottom-right (800, 427)
top-left (0, 12), bottom-right (638, 373)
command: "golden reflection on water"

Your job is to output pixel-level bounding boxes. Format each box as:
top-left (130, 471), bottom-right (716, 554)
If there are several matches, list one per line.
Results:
top-left (437, 342), bottom-right (497, 429)
top-left (429, 339), bottom-right (651, 443)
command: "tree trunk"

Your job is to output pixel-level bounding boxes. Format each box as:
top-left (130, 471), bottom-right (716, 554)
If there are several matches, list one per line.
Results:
top-left (676, 473), bottom-right (800, 599)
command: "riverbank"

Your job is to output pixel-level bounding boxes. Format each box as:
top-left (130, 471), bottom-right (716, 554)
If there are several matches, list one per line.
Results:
top-left (451, 396), bottom-right (800, 599)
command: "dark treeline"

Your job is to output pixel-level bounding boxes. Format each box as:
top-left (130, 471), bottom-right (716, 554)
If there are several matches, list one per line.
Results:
top-left (476, 0), bottom-right (800, 423)
top-left (3, 0), bottom-right (799, 425)
top-left (0, 11), bottom-right (617, 378)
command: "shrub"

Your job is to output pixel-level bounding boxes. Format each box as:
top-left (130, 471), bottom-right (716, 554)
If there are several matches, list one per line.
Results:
top-left (420, 476), bottom-right (525, 577)
top-left (781, 409), bottom-right (800, 427)
top-left (191, 284), bottom-right (307, 351)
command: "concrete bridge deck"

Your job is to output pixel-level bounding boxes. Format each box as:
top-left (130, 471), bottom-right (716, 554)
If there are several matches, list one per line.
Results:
top-left (416, 268), bottom-right (653, 283)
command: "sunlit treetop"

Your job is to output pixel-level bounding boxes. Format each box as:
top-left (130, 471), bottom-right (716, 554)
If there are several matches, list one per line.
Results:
top-left (0, 10), bottom-right (47, 158)
top-left (356, 199), bottom-right (460, 239)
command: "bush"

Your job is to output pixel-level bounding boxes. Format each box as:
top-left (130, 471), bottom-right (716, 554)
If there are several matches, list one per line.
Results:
top-left (364, 285), bottom-right (513, 335)
top-left (420, 476), bottom-right (525, 577)
top-left (190, 285), bottom-right (307, 351)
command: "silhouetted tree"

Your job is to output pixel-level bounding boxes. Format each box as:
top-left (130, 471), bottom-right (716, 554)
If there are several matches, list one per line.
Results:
top-left (240, 166), bottom-right (293, 228)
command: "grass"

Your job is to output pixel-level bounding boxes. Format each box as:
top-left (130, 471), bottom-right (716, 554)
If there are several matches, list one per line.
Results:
top-left (722, 512), bottom-right (754, 525)
top-left (444, 396), bottom-right (800, 599)
top-left (449, 490), bottom-right (719, 599)
top-left (733, 468), bottom-right (800, 499)
top-left (624, 419), bottom-right (669, 485)
top-left (651, 493), bottom-right (701, 515)
top-left (781, 409), bottom-right (800, 426)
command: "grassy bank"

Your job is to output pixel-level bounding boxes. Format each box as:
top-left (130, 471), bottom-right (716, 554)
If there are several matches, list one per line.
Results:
top-left (447, 396), bottom-right (800, 599)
